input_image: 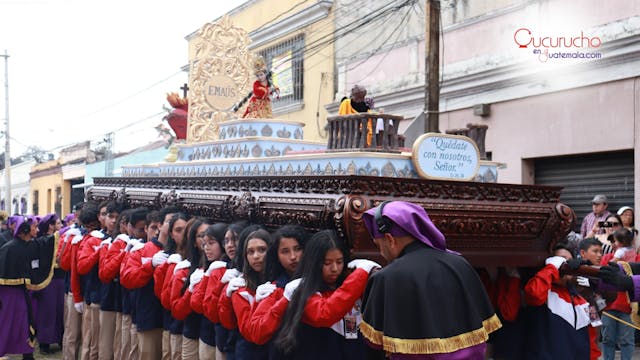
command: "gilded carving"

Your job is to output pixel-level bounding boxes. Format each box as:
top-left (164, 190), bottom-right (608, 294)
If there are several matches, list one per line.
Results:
top-left (187, 16), bottom-right (253, 143)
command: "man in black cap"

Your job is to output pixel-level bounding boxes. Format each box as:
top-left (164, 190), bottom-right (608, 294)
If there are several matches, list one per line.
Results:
top-left (360, 201), bottom-right (500, 359)
top-left (581, 194), bottom-right (612, 238)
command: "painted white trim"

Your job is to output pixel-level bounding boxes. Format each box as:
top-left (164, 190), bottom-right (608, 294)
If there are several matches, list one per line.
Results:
top-left (248, 1), bottom-right (333, 50)
top-left (273, 101), bottom-right (305, 115)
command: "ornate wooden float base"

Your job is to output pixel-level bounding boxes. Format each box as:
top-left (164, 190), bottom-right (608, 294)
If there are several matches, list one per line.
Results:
top-left (88, 175), bottom-right (574, 267)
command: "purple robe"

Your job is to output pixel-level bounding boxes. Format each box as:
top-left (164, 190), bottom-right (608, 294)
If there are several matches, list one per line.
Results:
top-left (34, 277), bottom-right (65, 344)
top-left (0, 286), bottom-right (34, 355)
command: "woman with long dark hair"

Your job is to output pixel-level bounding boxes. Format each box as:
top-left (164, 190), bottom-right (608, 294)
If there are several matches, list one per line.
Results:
top-left (273, 230), bottom-right (380, 359)
top-left (203, 221), bottom-right (248, 360)
top-left (155, 212), bottom-right (189, 360)
top-left (189, 222), bottom-right (227, 360)
top-left (240, 225), bottom-right (308, 347)
top-left (169, 217), bottom-right (211, 360)
top-left (218, 226), bottom-right (272, 360)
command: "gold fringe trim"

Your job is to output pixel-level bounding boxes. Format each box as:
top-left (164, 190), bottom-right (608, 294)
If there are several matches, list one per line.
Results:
top-left (0, 277), bottom-right (29, 286)
top-left (360, 314), bottom-right (502, 354)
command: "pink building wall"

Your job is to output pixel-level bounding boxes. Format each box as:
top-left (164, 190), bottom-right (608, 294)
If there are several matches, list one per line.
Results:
top-left (440, 78), bottom-right (638, 184)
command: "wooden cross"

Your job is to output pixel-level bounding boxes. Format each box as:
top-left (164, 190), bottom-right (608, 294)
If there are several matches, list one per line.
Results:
top-left (180, 83), bottom-right (189, 98)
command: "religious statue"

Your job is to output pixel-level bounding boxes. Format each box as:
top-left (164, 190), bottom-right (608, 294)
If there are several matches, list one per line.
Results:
top-left (241, 56), bottom-right (280, 118)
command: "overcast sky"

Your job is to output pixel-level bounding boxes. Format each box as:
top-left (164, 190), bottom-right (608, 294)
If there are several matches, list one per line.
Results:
top-left (0, 0), bottom-right (246, 156)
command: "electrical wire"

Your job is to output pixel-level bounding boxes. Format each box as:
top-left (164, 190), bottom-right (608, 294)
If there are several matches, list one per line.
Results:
top-left (346, 8), bottom-right (414, 87)
top-left (83, 71), bottom-right (183, 117)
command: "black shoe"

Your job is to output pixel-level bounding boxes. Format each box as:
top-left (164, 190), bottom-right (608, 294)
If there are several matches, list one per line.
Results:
top-left (40, 343), bottom-right (54, 354)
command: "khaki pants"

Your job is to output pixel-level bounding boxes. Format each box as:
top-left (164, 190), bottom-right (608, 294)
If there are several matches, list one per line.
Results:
top-left (63, 293), bottom-right (82, 360)
top-left (138, 328), bottom-right (162, 360)
top-left (181, 337), bottom-right (199, 360)
top-left (162, 330), bottom-right (171, 360)
top-left (120, 314), bottom-right (132, 360)
top-left (169, 334), bottom-right (182, 360)
top-left (215, 348), bottom-right (226, 360)
top-left (129, 319), bottom-right (139, 360)
top-left (81, 303), bottom-right (100, 360)
top-left (98, 310), bottom-right (116, 360)
top-left (198, 340), bottom-right (216, 360)
top-left (113, 312), bottom-right (122, 360)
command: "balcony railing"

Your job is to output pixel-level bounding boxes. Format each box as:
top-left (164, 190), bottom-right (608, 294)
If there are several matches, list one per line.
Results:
top-left (326, 113), bottom-right (405, 152)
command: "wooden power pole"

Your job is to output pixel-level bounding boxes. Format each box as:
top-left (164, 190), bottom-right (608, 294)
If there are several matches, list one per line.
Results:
top-left (424, 0), bottom-right (441, 133)
top-left (1, 50), bottom-right (10, 212)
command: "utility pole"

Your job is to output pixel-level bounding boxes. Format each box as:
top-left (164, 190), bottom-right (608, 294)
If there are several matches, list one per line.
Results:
top-left (105, 132), bottom-right (114, 176)
top-left (424, 0), bottom-right (441, 133)
top-left (1, 50), bottom-right (10, 212)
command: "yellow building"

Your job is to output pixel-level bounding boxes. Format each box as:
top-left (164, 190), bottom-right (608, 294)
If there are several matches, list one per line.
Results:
top-left (30, 142), bottom-right (91, 216)
top-left (30, 160), bottom-right (65, 216)
top-left (186, 0), bottom-right (335, 142)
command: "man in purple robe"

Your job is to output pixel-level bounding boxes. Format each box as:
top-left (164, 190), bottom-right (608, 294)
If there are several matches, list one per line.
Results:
top-left (360, 201), bottom-right (501, 359)
top-left (0, 216), bottom-right (58, 358)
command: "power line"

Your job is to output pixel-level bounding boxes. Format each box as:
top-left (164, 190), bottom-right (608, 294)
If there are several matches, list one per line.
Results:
top-left (83, 70), bottom-right (183, 118)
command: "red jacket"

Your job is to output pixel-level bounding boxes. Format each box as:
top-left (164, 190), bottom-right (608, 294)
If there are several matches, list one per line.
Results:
top-left (57, 229), bottom-right (79, 272)
top-left (302, 268), bottom-right (368, 328)
top-left (479, 269), bottom-right (521, 322)
top-left (154, 261), bottom-right (170, 300)
top-left (245, 286), bottom-right (286, 345)
top-left (231, 286), bottom-right (259, 341)
top-left (98, 235), bottom-right (128, 284)
top-left (525, 264), bottom-right (598, 360)
top-left (202, 267), bottom-right (227, 323)
top-left (169, 260), bottom-right (192, 320)
top-left (218, 283), bottom-right (238, 330)
top-left (600, 253), bottom-right (632, 314)
top-left (160, 262), bottom-right (178, 310)
top-left (190, 273), bottom-right (208, 314)
top-left (69, 234), bottom-right (85, 303)
top-left (76, 231), bottom-right (104, 276)
top-left (121, 241), bottom-right (163, 290)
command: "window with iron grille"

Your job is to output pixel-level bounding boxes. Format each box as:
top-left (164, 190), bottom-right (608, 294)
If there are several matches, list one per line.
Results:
top-left (259, 34), bottom-right (304, 111)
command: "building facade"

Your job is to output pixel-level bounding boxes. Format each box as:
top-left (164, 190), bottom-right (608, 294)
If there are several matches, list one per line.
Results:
top-left (30, 142), bottom-right (93, 216)
top-left (0, 159), bottom-right (36, 215)
top-left (328, 0), bottom-right (639, 221)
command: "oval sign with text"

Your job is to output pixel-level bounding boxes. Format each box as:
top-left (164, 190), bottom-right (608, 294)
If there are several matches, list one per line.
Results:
top-left (204, 75), bottom-right (239, 110)
top-left (411, 133), bottom-right (480, 181)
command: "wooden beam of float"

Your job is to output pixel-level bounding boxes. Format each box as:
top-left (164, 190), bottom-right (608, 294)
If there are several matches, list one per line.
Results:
top-left (88, 175), bottom-right (574, 267)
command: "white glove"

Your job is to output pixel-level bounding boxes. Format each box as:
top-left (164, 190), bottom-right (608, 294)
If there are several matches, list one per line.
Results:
top-left (284, 278), bottom-right (302, 301)
top-left (100, 238), bottom-right (111, 248)
top-left (205, 261), bottom-right (227, 276)
top-left (74, 302), bottom-right (84, 314)
top-left (576, 276), bottom-right (591, 287)
top-left (152, 251), bottom-right (169, 267)
top-left (255, 282), bottom-right (277, 303)
top-left (220, 268), bottom-right (241, 284)
top-left (167, 254), bottom-right (182, 264)
top-left (65, 228), bottom-right (81, 242)
top-left (125, 239), bottom-right (141, 252)
top-left (114, 234), bottom-right (130, 245)
top-left (347, 259), bottom-right (382, 274)
top-left (71, 234), bottom-right (83, 245)
top-left (545, 256), bottom-right (566, 270)
top-left (226, 277), bottom-right (246, 297)
top-left (614, 248), bottom-right (627, 259)
top-left (188, 269), bottom-right (205, 292)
